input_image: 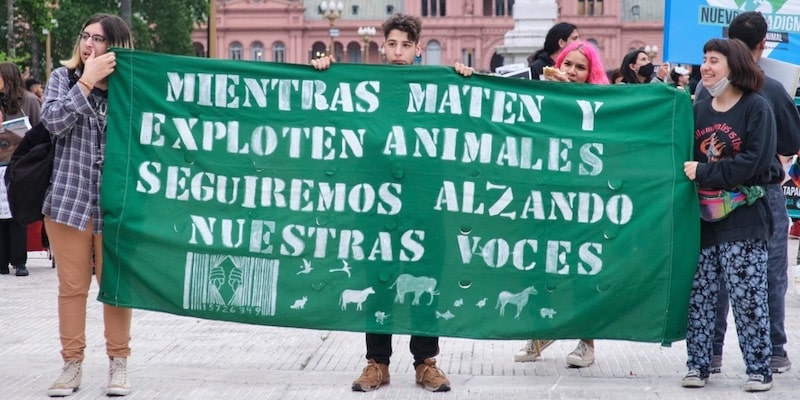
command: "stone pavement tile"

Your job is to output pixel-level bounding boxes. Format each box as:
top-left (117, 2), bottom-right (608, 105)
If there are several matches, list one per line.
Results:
top-left (2, 250), bottom-right (800, 399)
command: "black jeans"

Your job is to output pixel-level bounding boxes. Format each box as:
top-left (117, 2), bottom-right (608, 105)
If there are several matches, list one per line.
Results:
top-left (0, 218), bottom-right (27, 271)
top-left (365, 333), bottom-right (439, 367)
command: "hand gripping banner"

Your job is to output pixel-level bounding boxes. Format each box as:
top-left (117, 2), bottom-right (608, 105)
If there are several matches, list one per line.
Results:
top-left (100, 49), bottom-right (699, 345)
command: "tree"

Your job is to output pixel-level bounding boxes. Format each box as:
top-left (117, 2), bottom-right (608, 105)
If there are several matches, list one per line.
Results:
top-left (121, 0), bottom-right (131, 26)
top-left (2, 0), bottom-right (209, 81)
top-left (138, 0), bottom-right (205, 55)
top-left (6, 0), bottom-right (14, 58)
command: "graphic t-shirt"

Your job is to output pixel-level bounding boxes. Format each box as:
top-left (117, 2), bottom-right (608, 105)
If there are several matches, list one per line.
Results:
top-left (693, 93), bottom-right (775, 189)
top-left (692, 93), bottom-right (776, 247)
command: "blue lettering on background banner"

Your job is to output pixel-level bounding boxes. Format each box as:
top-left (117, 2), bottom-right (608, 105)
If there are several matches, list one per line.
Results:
top-left (665, 0), bottom-right (800, 64)
top-left (698, 6), bottom-right (741, 26)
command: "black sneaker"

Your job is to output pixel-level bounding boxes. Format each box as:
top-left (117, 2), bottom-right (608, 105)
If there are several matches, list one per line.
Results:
top-left (14, 265), bottom-right (29, 276)
top-left (771, 353), bottom-right (792, 373)
top-left (710, 354), bottom-right (722, 374)
top-left (743, 374), bottom-right (772, 392)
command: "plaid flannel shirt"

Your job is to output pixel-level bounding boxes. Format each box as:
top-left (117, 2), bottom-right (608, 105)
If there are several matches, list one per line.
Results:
top-left (41, 67), bottom-right (106, 234)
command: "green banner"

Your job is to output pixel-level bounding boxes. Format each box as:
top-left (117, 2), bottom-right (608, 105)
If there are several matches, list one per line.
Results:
top-left (100, 49), bottom-right (698, 344)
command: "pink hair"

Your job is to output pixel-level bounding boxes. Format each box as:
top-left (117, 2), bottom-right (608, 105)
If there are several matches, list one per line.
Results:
top-left (555, 40), bottom-right (609, 85)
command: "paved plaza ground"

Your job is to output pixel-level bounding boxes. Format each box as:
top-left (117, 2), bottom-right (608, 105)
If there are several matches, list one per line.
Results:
top-left (2, 246), bottom-right (800, 399)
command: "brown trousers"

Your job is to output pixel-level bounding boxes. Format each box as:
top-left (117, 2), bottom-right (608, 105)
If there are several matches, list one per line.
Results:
top-left (45, 216), bottom-right (131, 361)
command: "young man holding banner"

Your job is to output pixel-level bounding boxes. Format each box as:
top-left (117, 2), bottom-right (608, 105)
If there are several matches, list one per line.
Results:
top-left (311, 13), bottom-right (474, 393)
top-left (695, 11), bottom-right (800, 375)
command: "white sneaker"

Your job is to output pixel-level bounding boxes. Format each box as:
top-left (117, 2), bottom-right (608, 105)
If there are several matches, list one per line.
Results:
top-left (565, 340), bottom-right (595, 368)
top-left (107, 357), bottom-right (132, 396)
top-left (514, 339), bottom-right (554, 362)
top-left (47, 361), bottom-right (82, 397)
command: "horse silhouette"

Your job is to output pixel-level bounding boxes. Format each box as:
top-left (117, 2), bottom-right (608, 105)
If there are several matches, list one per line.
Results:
top-left (496, 286), bottom-right (537, 319)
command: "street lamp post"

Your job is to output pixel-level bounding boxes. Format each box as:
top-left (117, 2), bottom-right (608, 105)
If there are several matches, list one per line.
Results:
top-left (43, 1), bottom-right (60, 81)
top-left (644, 45), bottom-right (659, 61)
top-left (357, 26), bottom-right (375, 63)
top-left (320, 1), bottom-right (344, 58)
top-left (43, 28), bottom-right (50, 77)
top-left (43, 18), bottom-right (58, 80)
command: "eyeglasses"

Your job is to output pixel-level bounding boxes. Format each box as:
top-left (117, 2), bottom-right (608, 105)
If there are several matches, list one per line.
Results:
top-left (78, 32), bottom-right (107, 44)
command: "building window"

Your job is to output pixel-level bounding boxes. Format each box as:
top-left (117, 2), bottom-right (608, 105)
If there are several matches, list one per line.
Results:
top-left (578, 0), bottom-right (604, 16)
top-left (193, 42), bottom-right (206, 57)
top-left (348, 42), bottom-right (361, 63)
top-left (230, 42), bottom-right (243, 60)
top-left (462, 48), bottom-right (474, 68)
top-left (421, 0), bottom-right (447, 16)
top-left (251, 42), bottom-right (264, 61)
top-left (273, 42), bottom-right (286, 63)
top-left (426, 40), bottom-right (442, 65)
top-left (483, 0), bottom-right (514, 16)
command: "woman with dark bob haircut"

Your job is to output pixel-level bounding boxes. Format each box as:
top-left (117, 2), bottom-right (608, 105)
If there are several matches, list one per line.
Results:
top-left (681, 37), bottom-right (776, 393)
top-left (701, 38), bottom-right (763, 93)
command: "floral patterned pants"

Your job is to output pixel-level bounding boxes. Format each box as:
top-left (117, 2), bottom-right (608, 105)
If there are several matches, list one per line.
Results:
top-left (685, 239), bottom-right (771, 376)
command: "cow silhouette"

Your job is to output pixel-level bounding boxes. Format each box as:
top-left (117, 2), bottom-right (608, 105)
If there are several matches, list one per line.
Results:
top-left (389, 274), bottom-right (439, 305)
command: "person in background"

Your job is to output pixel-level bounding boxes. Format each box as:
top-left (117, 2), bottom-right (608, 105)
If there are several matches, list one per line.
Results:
top-left (40, 13), bottom-right (135, 397)
top-left (688, 64), bottom-right (703, 95)
top-left (654, 62), bottom-right (670, 83)
top-left (682, 38), bottom-right (777, 393)
top-left (694, 11), bottom-right (800, 377)
top-left (0, 63), bottom-right (41, 126)
top-left (670, 65), bottom-right (691, 92)
top-left (606, 68), bottom-right (624, 84)
top-left (528, 22), bottom-right (579, 80)
top-left (312, 12), bottom-right (477, 393)
top-left (0, 62), bottom-right (40, 277)
top-left (619, 49), bottom-right (655, 84)
top-left (25, 77), bottom-right (45, 103)
top-left (516, 40), bottom-right (609, 368)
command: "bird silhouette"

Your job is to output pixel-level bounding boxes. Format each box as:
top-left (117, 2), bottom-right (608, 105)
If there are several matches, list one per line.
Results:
top-left (297, 259), bottom-right (313, 275)
top-left (329, 260), bottom-right (351, 278)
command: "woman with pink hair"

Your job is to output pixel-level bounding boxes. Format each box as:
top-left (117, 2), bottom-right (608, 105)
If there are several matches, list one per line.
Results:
top-left (546, 40), bottom-right (609, 84)
top-left (514, 40), bottom-right (607, 368)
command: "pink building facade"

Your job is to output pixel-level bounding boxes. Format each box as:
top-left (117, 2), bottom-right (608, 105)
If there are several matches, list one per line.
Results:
top-left (191, 0), bottom-right (665, 72)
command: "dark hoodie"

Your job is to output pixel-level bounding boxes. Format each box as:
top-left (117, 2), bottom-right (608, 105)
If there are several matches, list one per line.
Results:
top-left (529, 52), bottom-right (554, 81)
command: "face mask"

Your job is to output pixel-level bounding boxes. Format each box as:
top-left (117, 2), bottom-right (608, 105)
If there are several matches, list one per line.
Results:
top-left (706, 76), bottom-right (730, 97)
top-left (637, 62), bottom-right (655, 78)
